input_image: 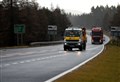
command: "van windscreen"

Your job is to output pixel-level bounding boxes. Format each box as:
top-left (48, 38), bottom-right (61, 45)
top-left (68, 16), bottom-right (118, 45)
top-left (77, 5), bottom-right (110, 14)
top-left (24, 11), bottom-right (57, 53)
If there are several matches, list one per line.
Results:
top-left (64, 30), bottom-right (81, 37)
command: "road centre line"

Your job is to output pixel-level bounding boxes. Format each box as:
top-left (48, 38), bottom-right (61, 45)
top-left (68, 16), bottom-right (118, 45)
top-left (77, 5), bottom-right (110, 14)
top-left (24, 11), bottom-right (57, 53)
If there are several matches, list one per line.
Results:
top-left (1, 49), bottom-right (62, 58)
top-left (4, 64), bottom-right (10, 67)
top-left (12, 62), bottom-right (18, 65)
top-left (1, 54), bottom-right (65, 68)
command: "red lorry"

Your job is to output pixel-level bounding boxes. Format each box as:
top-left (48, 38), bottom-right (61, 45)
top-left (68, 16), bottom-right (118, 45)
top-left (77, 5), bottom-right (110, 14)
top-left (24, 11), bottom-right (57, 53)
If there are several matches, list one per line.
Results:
top-left (91, 27), bottom-right (103, 44)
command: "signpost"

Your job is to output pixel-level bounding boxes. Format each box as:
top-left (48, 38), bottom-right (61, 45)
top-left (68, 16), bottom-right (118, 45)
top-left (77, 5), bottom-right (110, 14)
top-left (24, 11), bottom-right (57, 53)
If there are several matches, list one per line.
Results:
top-left (14, 24), bottom-right (25, 45)
top-left (48, 25), bottom-right (57, 41)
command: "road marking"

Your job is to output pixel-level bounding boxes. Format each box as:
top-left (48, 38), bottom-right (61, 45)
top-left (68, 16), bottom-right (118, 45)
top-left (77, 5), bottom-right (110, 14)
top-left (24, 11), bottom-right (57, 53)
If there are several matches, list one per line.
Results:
top-left (0, 41), bottom-right (109, 68)
top-left (12, 62), bottom-right (18, 65)
top-left (19, 61), bottom-right (25, 64)
top-left (0, 54), bottom-right (65, 68)
top-left (0, 51), bottom-right (70, 67)
top-left (45, 45), bottom-right (105, 82)
top-left (36, 58), bottom-right (41, 61)
top-left (25, 60), bottom-right (32, 63)
top-left (31, 59), bottom-right (36, 62)
top-left (4, 64), bottom-right (10, 67)
top-left (1, 49), bottom-right (62, 58)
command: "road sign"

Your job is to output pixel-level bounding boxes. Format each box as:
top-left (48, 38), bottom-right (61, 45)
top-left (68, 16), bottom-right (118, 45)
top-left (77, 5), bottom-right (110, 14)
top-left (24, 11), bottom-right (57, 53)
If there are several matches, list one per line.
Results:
top-left (48, 25), bottom-right (57, 31)
top-left (48, 25), bottom-right (57, 35)
top-left (48, 25), bottom-right (57, 41)
top-left (111, 26), bottom-right (120, 37)
top-left (14, 24), bottom-right (25, 34)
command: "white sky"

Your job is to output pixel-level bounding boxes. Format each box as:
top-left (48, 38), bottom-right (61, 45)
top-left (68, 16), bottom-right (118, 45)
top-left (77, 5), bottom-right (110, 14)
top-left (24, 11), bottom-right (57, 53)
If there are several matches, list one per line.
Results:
top-left (37, 0), bottom-right (120, 14)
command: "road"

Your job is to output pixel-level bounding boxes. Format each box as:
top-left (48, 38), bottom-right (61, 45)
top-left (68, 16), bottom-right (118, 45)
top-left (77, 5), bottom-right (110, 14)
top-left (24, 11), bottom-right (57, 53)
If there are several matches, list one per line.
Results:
top-left (0, 35), bottom-right (109, 82)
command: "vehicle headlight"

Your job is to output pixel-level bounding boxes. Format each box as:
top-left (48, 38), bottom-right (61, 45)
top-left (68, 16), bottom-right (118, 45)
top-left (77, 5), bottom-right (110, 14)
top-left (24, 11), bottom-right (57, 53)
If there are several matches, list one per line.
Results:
top-left (64, 39), bottom-right (67, 45)
top-left (65, 43), bottom-right (67, 45)
top-left (78, 43), bottom-right (81, 45)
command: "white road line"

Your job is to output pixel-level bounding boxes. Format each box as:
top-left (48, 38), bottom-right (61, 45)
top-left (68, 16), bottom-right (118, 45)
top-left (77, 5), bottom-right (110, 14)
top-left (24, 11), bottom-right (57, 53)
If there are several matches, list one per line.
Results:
top-left (36, 58), bottom-right (41, 61)
top-left (45, 45), bottom-right (105, 82)
top-left (12, 62), bottom-right (18, 65)
top-left (4, 64), bottom-right (10, 67)
top-left (25, 60), bottom-right (32, 63)
top-left (19, 61), bottom-right (25, 64)
top-left (1, 54), bottom-right (65, 68)
top-left (31, 59), bottom-right (36, 62)
top-left (1, 50), bottom-right (62, 58)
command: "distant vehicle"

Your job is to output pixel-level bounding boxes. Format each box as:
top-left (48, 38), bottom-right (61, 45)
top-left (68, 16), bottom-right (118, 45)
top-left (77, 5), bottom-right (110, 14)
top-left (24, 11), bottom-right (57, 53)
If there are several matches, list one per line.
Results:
top-left (63, 27), bottom-right (87, 51)
top-left (91, 27), bottom-right (103, 44)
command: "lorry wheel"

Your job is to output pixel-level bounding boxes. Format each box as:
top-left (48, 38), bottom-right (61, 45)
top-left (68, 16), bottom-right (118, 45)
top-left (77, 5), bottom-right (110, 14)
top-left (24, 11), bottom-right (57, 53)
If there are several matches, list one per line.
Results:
top-left (100, 41), bottom-right (103, 44)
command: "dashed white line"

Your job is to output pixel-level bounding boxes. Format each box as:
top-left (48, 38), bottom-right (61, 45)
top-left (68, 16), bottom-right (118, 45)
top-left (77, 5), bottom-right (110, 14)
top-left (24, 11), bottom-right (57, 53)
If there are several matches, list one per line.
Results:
top-left (12, 62), bottom-right (18, 65)
top-left (1, 54), bottom-right (65, 68)
top-left (0, 49), bottom-right (99, 68)
top-left (4, 64), bottom-right (10, 67)
top-left (31, 59), bottom-right (36, 62)
top-left (36, 58), bottom-right (41, 61)
top-left (1, 49), bottom-right (62, 58)
top-left (25, 60), bottom-right (31, 63)
top-left (19, 61), bottom-right (25, 64)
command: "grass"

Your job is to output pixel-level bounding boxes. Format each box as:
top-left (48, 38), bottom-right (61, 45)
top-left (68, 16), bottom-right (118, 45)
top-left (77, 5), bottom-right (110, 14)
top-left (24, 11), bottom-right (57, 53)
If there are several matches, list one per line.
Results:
top-left (55, 43), bottom-right (120, 82)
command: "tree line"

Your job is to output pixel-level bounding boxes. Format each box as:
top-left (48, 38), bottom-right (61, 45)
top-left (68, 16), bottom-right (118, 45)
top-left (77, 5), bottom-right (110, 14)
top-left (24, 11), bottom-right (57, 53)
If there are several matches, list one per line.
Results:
top-left (68, 5), bottom-right (120, 30)
top-left (0, 0), bottom-right (71, 46)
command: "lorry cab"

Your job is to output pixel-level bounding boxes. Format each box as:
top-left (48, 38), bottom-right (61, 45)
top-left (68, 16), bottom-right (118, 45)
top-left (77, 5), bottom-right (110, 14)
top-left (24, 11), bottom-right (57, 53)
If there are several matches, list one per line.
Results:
top-left (63, 27), bottom-right (84, 51)
top-left (91, 27), bottom-right (103, 44)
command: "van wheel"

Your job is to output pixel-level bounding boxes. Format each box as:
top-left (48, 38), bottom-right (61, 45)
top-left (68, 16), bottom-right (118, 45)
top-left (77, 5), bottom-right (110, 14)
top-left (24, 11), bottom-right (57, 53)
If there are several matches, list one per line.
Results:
top-left (64, 46), bottom-right (67, 51)
top-left (83, 43), bottom-right (86, 50)
top-left (64, 48), bottom-right (67, 51)
top-left (79, 46), bottom-right (82, 51)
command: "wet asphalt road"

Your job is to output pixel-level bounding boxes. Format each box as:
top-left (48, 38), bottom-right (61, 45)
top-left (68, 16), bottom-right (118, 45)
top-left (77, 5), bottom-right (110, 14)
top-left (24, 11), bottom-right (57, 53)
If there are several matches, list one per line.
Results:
top-left (0, 35), bottom-right (109, 82)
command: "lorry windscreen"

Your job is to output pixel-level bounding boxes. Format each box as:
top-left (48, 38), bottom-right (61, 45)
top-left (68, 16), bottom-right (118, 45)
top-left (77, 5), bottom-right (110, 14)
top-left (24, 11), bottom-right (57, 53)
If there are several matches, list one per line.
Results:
top-left (64, 30), bottom-right (81, 37)
top-left (92, 31), bottom-right (102, 36)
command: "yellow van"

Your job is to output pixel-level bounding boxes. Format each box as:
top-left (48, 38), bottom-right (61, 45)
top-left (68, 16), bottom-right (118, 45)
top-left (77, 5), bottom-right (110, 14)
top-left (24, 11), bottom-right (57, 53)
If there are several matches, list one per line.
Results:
top-left (64, 27), bottom-right (84, 51)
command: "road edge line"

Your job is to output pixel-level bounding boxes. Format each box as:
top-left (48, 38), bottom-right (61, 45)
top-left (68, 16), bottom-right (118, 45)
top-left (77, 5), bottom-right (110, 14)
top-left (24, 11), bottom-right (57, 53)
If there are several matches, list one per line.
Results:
top-left (45, 45), bottom-right (104, 82)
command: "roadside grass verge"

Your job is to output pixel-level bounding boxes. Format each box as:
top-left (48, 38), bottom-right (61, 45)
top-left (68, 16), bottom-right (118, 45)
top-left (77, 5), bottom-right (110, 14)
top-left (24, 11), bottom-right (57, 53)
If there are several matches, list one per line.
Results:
top-left (55, 43), bottom-right (120, 82)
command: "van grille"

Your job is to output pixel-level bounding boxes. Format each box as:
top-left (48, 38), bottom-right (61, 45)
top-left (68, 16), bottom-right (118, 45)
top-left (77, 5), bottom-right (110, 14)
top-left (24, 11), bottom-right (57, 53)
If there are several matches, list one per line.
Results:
top-left (66, 40), bottom-right (79, 42)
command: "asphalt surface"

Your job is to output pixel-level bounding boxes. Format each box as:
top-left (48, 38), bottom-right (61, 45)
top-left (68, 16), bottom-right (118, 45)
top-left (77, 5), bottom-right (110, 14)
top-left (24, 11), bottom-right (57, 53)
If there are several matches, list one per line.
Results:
top-left (0, 35), bottom-right (109, 82)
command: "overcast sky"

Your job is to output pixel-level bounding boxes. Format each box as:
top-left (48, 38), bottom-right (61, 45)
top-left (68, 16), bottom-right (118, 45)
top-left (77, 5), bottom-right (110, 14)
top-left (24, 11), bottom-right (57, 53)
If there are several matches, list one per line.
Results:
top-left (37, 0), bottom-right (120, 14)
